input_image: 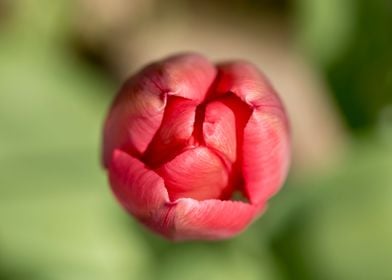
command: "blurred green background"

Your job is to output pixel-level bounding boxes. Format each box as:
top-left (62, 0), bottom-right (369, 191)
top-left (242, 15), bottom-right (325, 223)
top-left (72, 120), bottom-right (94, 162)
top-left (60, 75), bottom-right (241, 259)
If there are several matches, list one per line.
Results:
top-left (1, 0), bottom-right (391, 279)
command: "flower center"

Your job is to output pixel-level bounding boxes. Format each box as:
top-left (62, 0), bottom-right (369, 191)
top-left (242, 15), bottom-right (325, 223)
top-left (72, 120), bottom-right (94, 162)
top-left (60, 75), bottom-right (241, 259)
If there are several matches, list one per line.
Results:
top-left (142, 94), bottom-right (251, 201)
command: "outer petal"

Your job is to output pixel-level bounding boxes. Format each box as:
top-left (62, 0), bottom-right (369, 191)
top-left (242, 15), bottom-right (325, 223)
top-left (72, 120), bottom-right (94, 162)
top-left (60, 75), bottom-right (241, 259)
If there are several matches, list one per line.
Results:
top-left (170, 198), bottom-right (265, 240)
top-left (108, 149), bottom-right (171, 230)
top-left (215, 61), bottom-right (281, 108)
top-left (148, 53), bottom-right (217, 102)
top-left (242, 111), bottom-right (290, 204)
top-left (216, 62), bottom-right (290, 204)
top-left (103, 86), bottom-right (166, 168)
top-left (103, 53), bottom-right (216, 167)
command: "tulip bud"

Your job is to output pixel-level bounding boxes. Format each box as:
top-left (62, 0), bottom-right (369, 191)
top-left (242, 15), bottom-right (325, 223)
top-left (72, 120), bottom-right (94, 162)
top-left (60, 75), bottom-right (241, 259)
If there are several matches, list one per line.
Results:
top-left (102, 53), bottom-right (290, 240)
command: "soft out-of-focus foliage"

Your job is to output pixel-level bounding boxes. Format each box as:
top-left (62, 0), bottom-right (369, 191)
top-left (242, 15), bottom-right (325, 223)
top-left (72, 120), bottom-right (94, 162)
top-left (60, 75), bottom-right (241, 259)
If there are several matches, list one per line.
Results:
top-left (271, 138), bottom-right (392, 280)
top-left (1, 0), bottom-right (391, 279)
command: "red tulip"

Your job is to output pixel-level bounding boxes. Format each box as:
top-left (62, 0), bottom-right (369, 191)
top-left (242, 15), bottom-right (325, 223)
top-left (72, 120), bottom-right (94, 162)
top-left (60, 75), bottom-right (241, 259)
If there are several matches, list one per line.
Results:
top-left (102, 53), bottom-right (290, 240)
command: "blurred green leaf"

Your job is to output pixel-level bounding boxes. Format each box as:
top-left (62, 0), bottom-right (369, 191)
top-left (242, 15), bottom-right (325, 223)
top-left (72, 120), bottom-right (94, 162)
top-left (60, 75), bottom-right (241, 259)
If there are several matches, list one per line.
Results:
top-left (295, 0), bottom-right (356, 66)
top-left (0, 2), bottom-right (151, 278)
top-left (0, 188), bottom-right (152, 280)
top-left (271, 137), bottom-right (392, 280)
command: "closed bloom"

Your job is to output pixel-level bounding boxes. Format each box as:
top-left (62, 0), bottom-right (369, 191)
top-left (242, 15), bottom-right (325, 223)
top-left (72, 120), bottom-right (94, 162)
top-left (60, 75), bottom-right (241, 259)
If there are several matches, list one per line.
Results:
top-left (102, 53), bottom-right (290, 240)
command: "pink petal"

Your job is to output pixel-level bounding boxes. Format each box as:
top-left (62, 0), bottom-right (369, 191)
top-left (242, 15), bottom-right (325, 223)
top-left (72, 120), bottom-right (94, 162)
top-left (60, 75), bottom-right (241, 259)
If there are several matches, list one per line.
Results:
top-left (171, 198), bottom-right (265, 240)
top-left (156, 147), bottom-right (231, 201)
top-left (103, 53), bottom-right (216, 167)
top-left (215, 61), bottom-right (282, 109)
top-left (142, 96), bottom-right (197, 167)
top-left (215, 61), bottom-right (290, 204)
top-left (108, 149), bottom-right (170, 228)
top-left (203, 100), bottom-right (237, 163)
top-left (242, 110), bottom-right (291, 204)
top-left (149, 53), bottom-right (217, 102)
top-left (103, 88), bottom-right (166, 167)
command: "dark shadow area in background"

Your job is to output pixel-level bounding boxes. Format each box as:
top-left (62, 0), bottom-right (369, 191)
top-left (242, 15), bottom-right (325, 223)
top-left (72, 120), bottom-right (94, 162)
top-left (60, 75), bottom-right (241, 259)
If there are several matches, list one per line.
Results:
top-left (68, 36), bottom-right (120, 86)
top-left (327, 0), bottom-right (392, 131)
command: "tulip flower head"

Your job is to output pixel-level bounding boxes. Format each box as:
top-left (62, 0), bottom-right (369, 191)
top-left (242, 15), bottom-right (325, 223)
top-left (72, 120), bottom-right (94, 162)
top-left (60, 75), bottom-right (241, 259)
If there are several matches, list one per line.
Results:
top-left (102, 53), bottom-right (290, 240)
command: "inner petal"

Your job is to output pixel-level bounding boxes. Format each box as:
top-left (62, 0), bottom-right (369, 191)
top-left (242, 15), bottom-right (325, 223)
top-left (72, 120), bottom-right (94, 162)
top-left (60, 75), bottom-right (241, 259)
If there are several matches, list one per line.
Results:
top-left (203, 100), bottom-right (237, 163)
top-left (156, 147), bottom-right (231, 201)
top-left (143, 96), bottom-right (197, 168)
top-left (207, 94), bottom-right (253, 198)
